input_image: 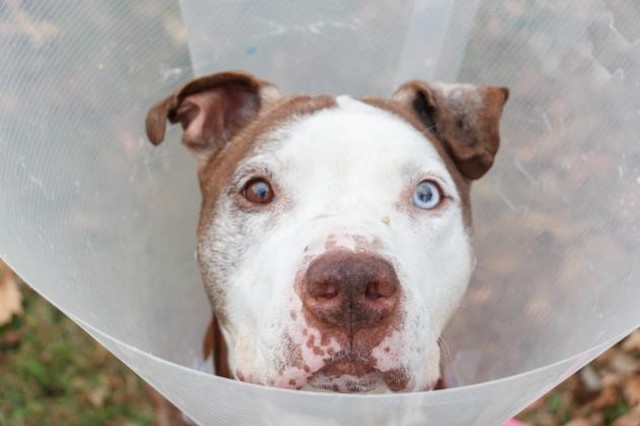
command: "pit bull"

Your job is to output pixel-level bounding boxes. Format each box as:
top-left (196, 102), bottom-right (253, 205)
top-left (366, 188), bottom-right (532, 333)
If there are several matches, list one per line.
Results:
top-left (145, 71), bottom-right (508, 394)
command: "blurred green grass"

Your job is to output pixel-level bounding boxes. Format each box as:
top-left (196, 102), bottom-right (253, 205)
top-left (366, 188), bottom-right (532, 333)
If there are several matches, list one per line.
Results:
top-left (0, 279), bottom-right (155, 426)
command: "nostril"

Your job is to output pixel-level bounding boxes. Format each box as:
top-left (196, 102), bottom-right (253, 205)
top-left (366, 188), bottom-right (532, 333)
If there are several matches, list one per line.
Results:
top-left (307, 277), bottom-right (340, 300)
top-left (365, 285), bottom-right (382, 301)
top-left (365, 280), bottom-right (396, 301)
top-left (321, 282), bottom-right (338, 299)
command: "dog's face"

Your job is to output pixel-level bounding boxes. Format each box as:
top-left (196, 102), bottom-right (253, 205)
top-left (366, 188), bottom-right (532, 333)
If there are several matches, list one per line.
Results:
top-left (146, 72), bottom-right (508, 393)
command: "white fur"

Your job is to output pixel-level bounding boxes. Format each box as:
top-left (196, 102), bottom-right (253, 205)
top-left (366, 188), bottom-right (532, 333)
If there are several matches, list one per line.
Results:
top-left (197, 96), bottom-right (473, 392)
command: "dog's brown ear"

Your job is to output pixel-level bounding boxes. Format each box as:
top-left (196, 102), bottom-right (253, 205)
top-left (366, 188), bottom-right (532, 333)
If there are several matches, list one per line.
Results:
top-left (146, 71), bottom-right (282, 165)
top-left (392, 81), bottom-right (509, 180)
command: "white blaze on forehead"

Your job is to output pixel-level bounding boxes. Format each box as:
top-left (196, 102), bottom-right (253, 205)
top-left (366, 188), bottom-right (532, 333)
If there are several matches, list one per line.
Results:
top-left (258, 95), bottom-right (459, 214)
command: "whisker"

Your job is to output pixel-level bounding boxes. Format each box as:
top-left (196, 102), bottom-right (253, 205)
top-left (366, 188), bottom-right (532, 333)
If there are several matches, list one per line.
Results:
top-left (438, 336), bottom-right (454, 374)
top-left (419, 124), bottom-right (438, 137)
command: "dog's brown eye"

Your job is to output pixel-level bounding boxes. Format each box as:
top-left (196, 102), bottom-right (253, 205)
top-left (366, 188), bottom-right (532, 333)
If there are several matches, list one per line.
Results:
top-left (242, 178), bottom-right (274, 204)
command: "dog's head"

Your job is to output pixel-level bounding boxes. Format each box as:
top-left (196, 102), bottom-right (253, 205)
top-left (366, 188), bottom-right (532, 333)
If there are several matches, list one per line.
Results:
top-left (146, 71), bottom-right (508, 393)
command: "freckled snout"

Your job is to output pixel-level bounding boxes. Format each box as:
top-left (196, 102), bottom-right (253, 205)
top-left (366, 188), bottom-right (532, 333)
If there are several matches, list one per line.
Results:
top-left (302, 251), bottom-right (400, 331)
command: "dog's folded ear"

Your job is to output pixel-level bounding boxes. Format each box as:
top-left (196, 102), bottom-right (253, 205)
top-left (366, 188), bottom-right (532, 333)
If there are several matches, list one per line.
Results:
top-left (392, 81), bottom-right (509, 180)
top-left (145, 71), bottom-right (282, 165)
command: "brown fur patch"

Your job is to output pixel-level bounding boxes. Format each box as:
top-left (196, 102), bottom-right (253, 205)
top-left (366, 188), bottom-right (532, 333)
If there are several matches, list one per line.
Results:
top-left (363, 97), bottom-right (474, 228)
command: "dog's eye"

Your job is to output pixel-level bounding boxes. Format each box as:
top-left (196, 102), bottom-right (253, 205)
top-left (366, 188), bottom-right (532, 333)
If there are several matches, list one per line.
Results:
top-left (412, 180), bottom-right (442, 210)
top-left (242, 178), bottom-right (274, 204)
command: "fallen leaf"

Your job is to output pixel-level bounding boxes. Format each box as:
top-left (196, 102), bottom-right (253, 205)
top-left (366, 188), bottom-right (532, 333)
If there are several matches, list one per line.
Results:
top-left (0, 329), bottom-right (22, 347)
top-left (623, 374), bottom-right (640, 406)
top-left (622, 330), bottom-right (640, 354)
top-left (584, 412), bottom-right (605, 426)
top-left (581, 365), bottom-right (603, 392)
top-left (611, 352), bottom-right (640, 375)
top-left (588, 384), bottom-right (620, 411)
top-left (88, 383), bottom-right (109, 409)
top-left (0, 264), bottom-right (23, 325)
top-left (613, 406), bottom-right (640, 426)
top-left (565, 418), bottom-right (593, 426)
top-left (569, 412), bottom-right (606, 426)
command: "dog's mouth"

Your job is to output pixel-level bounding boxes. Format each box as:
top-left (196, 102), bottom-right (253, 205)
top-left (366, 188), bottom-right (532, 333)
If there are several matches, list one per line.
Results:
top-left (304, 353), bottom-right (411, 393)
top-left (307, 359), bottom-right (382, 393)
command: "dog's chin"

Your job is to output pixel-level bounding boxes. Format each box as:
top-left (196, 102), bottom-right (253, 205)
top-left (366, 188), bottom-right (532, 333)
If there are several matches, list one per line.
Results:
top-left (234, 350), bottom-right (439, 393)
top-left (305, 358), bottom-right (428, 394)
top-left (236, 361), bottom-right (436, 393)
top-left (306, 360), bottom-right (383, 393)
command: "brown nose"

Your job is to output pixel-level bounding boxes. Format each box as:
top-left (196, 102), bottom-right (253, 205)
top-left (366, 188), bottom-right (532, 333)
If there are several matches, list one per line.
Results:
top-left (302, 251), bottom-right (400, 331)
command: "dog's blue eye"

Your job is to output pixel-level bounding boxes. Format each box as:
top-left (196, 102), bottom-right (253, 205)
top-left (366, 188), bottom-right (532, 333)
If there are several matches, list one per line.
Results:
top-left (412, 180), bottom-right (442, 210)
top-left (243, 178), bottom-right (274, 205)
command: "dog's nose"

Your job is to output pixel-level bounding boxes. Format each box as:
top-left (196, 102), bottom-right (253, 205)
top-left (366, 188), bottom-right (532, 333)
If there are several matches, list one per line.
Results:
top-left (302, 251), bottom-right (399, 330)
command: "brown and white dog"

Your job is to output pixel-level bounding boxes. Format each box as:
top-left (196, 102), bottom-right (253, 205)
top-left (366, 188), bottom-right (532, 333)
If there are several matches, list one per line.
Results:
top-left (146, 71), bottom-right (508, 394)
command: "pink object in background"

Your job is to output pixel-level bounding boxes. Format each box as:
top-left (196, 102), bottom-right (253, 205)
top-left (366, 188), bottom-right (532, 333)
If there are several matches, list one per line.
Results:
top-left (504, 420), bottom-right (526, 426)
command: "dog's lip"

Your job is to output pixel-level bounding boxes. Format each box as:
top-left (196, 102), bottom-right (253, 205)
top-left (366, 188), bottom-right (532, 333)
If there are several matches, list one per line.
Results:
top-left (308, 368), bottom-right (381, 393)
top-left (316, 357), bottom-right (376, 378)
top-left (306, 353), bottom-right (382, 393)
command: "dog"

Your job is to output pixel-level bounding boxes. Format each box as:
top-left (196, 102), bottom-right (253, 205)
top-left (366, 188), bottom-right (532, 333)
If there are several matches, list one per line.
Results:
top-left (146, 71), bottom-right (508, 394)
